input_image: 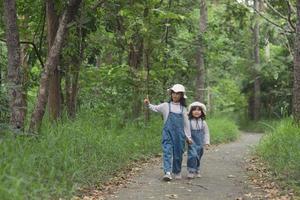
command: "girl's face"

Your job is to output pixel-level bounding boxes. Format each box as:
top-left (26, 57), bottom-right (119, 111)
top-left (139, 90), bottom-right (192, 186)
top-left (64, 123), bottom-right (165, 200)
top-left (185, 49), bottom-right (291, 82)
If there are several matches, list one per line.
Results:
top-left (192, 107), bottom-right (202, 118)
top-left (171, 92), bottom-right (183, 103)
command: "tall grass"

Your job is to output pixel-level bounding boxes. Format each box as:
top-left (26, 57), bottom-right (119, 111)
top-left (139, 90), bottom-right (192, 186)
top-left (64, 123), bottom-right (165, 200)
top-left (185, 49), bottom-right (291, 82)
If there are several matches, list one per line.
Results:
top-left (256, 118), bottom-right (300, 186)
top-left (207, 117), bottom-right (240, 144)
top-left (0, 111), bottom-right (162, 200)
top-left (0, 110), bottom-right (241, 199)
top-left (236, 112), bottom-right (279, 133)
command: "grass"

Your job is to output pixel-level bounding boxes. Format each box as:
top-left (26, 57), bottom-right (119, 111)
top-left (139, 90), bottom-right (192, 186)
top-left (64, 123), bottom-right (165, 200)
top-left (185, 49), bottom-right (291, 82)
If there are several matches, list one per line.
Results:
top-left (0, 111), bottom-right (162, 200)
top-left (237, 115), bottom-right (279, 133)
top-left (0, 109), bottom-right (240, 199)
top-left (207, 116), bottom-right (240, 144)
top-left (256, 119), bottom-right (300, 187)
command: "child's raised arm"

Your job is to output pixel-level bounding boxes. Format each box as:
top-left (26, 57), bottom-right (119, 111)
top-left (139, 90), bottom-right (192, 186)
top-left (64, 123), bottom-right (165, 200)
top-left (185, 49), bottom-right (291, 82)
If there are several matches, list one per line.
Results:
top-left (144, 98), bottom-right (150, 105)
top-left (144, 99), bottom-right (168, 115)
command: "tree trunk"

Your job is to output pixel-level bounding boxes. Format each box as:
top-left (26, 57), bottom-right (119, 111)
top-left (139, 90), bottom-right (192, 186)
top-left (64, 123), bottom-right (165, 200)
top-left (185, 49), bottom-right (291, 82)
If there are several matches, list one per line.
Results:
top-left (69, 64), bottom-right (79, 118)
top-left (213, 0), bottom-right (219, 5)
top-left (144, 42), bottom-right (150, 122)
top-left (0, 63), bottom-right (2, 85)
top-left (20, 42), bottom-right (29, 121)
top-left (66, 59), bottom-right (80, 119)
top-left (66, 25), bottom-right (83, 119)
top-left (47, 0), bottom-right (61, 121)
top-left (128, 34), bottom-right (143, 119)
top-left (65, 58), bottom-right (71, 116)
top-left (3, 0), bottom-right (26, 131)
top-left (29, 0), bottom-right (82, 133)
top-left (252, 0), bottom-right (261, 120)
top-left (195, 0), bottom-right (207, 102)
top-left (19, 16), bottom-right (30, 122)
top-left (96, 55), bottom-right (101, 68)
top-left (265, 37), bottom-right (270, 61)
top-left (293, 0), bottom-right (300, 124)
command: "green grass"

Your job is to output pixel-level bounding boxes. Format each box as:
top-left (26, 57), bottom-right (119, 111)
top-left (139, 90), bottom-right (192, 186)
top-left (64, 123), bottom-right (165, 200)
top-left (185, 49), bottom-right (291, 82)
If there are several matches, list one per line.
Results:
top-left (0, 110), bottom-right (241, 199)
top-left (256, 118), bottom-right (300, 189)
top-left (207, 117), bottom-right (240, 144)
top-left (0, 111), bottom-right (162, 200)
top-left (236, 114), bottom-right (279, 133)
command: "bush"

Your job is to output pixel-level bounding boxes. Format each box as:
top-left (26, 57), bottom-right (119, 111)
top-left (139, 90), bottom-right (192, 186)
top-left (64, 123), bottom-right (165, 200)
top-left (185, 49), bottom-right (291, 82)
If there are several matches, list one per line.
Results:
top-left (207, 117), bottom-right (240, 144)
top-left (236, 112), bottom-right (279, 133)
top-left (256, 118), bottom-right (300, 185)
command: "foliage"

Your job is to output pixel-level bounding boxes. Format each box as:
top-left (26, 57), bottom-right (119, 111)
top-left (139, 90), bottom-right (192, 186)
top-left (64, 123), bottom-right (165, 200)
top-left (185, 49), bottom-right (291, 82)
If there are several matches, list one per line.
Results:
top-left (0, 36), bottom-right (8, 125)
top-left (207, 116), bottom-right (240, 144)
top-left (0, 111), bottom-right (162, 200)
top-left (237, 117), bottom-right (279, 133)
top-left (259, 44), bottom-right (293, 118)
top-left (256, 118), bottom-right (300, 186)
top-left (0, 0), bottom-right (299, 197)
top-left (78, 63), bottom-right (194, 123)
top-left (0, 86), bottom-right (9, 125)
top-left (210, 78), bottom-right (247, 113)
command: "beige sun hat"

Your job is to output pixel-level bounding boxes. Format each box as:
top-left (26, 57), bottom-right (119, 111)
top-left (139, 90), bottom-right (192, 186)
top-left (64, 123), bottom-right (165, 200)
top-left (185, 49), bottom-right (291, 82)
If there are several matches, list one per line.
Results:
top-left (188, 101), bottom-right (207, 115)
top-left (167, 84), bottom-right (187, 98)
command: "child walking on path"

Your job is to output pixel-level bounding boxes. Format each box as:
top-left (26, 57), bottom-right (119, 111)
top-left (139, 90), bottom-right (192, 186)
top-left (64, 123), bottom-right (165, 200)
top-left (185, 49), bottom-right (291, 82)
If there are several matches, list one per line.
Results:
top-left (187, 101), bottom-right (210, 179)
top-left (144, 84), bottom-right (192, 181)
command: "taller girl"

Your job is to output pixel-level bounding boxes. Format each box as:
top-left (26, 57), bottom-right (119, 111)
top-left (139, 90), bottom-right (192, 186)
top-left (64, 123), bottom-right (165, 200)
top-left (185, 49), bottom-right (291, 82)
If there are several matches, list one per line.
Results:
top-left (144, 84), bottom-right (192, 181)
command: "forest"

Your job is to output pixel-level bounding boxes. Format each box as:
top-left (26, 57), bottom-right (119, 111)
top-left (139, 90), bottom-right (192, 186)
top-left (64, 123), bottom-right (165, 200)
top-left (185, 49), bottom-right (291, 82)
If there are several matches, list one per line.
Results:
top-left (0, 0), bottom-right (299, 199)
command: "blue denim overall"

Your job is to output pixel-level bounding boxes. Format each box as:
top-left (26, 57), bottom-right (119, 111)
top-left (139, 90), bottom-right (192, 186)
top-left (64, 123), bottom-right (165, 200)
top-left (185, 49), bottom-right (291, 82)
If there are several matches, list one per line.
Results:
top-left (162, 103), bottom-right (185, 174)
top-left (187, 119), bottom-right (204, 172)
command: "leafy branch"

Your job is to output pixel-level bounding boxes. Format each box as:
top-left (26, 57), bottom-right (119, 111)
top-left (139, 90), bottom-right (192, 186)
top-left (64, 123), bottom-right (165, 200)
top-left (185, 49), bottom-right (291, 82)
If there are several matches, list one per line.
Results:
top-left (0, 38), bottom-right (45, 68)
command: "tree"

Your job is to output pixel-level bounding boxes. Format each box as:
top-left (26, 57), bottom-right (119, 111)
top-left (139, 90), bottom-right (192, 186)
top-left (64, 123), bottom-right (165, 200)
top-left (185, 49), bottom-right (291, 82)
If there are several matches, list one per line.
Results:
top-left (29, 0), bottom-right (82, 133)
top-left (195, 0), bottom-right (207, 102)
top-left (3, 0), bottom-right (27, 131)
top-left (65, 12), bottom-right (85, 119)
top-left (293, 0), bottom-right (300, 124)
top-left (46, 0), bottom-right (62, 121)
top-left (252, 0), bottom-right (261, 120)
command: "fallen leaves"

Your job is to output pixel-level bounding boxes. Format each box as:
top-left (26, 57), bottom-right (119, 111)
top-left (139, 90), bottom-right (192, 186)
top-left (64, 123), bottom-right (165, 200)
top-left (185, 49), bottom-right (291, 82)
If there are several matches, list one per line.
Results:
top-left (245, 156), bottom-right (296, 200)
top-left (72, 156), bottom-right (161, 200)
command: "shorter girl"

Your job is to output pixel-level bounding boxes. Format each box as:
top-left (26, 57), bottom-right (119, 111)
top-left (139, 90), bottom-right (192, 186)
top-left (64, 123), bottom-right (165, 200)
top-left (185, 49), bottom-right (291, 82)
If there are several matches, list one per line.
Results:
top-left (187, 101), bottom-right (210, 178)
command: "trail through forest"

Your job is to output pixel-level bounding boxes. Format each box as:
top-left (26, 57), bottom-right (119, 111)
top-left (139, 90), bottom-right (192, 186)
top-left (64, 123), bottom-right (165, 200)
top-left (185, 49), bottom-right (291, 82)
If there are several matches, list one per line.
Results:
top-left (99, 133), bottom-right (264, 200)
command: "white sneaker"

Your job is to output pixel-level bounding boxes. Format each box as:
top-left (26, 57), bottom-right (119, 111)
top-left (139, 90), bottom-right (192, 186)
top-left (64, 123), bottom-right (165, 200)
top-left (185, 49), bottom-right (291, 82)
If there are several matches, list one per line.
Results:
top-left (174, 173), bottom-right (182, 180)
top-left (195, 171), bottom-right (202, 178)
top-left (163, 172), bottom-right (172, 181)
top-left (187, 172), bottom-right (194, 179)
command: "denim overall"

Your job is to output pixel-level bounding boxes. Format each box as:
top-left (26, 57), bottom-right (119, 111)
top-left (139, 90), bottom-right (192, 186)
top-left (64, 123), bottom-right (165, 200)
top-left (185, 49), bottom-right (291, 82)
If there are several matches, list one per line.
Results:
top-left (187, 119), bottom-right (204, 172)
top-left (162, 103), bottom-right (185, 174)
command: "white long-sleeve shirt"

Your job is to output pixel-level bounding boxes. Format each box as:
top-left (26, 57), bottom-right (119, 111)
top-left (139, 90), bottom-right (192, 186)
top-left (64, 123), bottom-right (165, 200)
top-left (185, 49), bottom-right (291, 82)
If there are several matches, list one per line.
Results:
top-left (190, 118), bottom-right (210, 145)
top-left (148, 102), bottom-right (192, 140)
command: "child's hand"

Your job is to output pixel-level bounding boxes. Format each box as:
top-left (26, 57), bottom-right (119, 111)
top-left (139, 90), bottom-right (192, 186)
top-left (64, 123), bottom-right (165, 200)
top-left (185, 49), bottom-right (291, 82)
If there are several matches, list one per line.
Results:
top-left (144, 98), bottom-right (150, 105)
top-left (205, 144), bottom-right (210, 150)
top-left (186, 138), bottom-right (193, 145)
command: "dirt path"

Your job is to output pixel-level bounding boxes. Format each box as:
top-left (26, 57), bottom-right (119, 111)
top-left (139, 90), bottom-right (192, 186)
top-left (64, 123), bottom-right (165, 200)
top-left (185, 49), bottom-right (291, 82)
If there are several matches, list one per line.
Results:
top-left (105, 133), bottom-right (262, 200)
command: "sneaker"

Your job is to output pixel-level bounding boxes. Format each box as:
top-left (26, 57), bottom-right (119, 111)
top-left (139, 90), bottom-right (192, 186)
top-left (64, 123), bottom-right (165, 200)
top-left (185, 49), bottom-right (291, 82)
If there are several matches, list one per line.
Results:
top-left (163, 172), bottom-right (172, 181)
top-left (174, 173), bottom-right (182, 180)
top-left (195, 171), bottom-right (202, 178)
top-left (187, 172), bottom-right (194, 179)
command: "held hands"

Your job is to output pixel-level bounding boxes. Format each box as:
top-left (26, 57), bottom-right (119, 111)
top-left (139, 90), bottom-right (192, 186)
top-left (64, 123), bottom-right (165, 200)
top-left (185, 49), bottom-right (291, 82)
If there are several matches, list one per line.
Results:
top-left (186, 138), bottom-right (193, 145)
top-left (205, 144), bottom-right (210, 150)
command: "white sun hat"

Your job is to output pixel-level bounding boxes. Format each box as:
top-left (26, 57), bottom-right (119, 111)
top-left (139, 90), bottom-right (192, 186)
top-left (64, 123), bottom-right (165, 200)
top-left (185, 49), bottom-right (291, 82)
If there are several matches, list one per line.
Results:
top-left (188, 101), bottom-right (207, 115)
top-left (167, 84), bottom-right (187, 98)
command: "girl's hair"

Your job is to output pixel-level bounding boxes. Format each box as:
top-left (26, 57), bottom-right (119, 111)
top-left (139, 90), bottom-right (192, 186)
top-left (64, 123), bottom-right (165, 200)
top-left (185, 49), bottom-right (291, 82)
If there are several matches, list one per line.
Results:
top-left (188, 106), bottom-right (206, 120)
top-left (169, 92), bottom-right (186, 107)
